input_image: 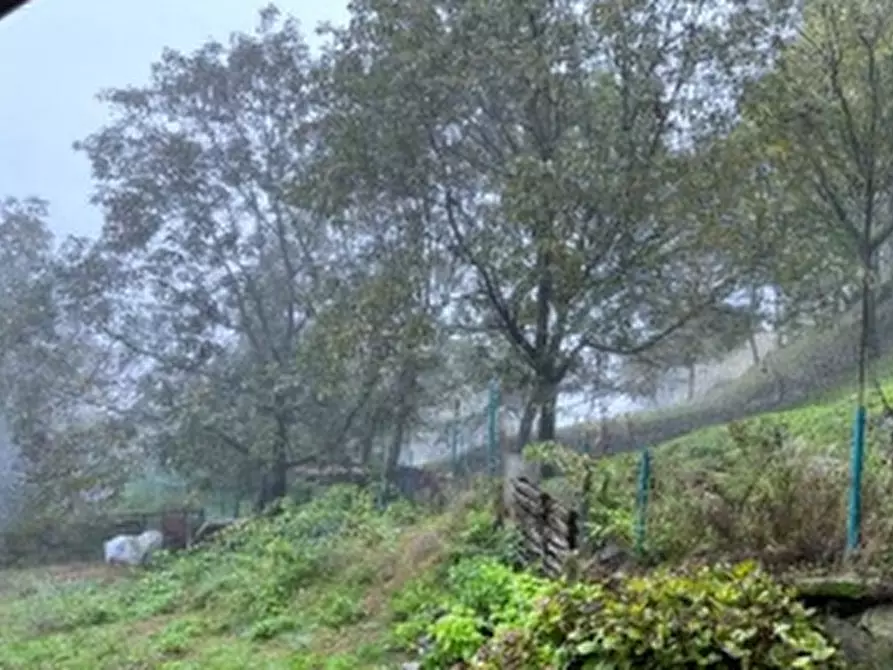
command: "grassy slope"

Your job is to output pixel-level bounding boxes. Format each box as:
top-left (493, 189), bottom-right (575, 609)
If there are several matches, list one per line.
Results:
top-left (1, 369), bottom-right (883, 668)
top-left (530, 357), bottom-right (893, 574)
top-left (0, 489), bottom-right (480, 670)
top-left (1, 366), bottom-right (886, 669)
top-left (8, 298), bottom-right (893, 669)
top-left (448, 287), bottom-right (893, 475)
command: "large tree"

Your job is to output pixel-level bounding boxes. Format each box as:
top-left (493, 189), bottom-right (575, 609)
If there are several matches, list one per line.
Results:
top-left (744, 0), bottom-right (893, 367)
top-left (314, 0), bottom-right (795, 444)
top-left (68, 9), bottom-right (374, 509)
top-left (0, 198), bottom-right (129, 526)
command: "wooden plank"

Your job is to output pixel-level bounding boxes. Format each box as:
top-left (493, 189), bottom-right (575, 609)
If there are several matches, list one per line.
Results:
top-left (512, 494), bottom-right (544, 520)
top-left (517, 528), bottom-right (545, 557)
top-left (512, 478), bottom-right (544, 502)
top-left (507, 475), bottom-right (580, 577)
top-left (544, 514), bottom-right (572, 539)
top-left (545, 537), bottom-right (570, 555)
top-left (542, 554), bottom-right (565, 578)
top-left (546, 506), bottom-right (574, 526)
top-left (511, 483), bottom-right (541, 505)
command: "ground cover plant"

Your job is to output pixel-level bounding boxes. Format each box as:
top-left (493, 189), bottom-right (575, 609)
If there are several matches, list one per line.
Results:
top-left (391, 557), bottom-right (842, 669)
top-left (0, 485), bottom-right (454, 669)
top-left (527, 373), bottom-right (893, 574)
top-left (7, 375), bottom-right (893, 669)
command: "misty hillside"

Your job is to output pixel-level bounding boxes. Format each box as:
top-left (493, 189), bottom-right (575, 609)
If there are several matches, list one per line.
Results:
top-left (578, 289), bottom-right (893, 452)
top-left (449, 285), bottom-right (893, 474)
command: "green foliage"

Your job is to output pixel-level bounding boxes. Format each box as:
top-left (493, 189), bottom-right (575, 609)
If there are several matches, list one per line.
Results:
top-left (391, 557), bottom-right (552, 668)
top-left (527, 393), bottom-right (893, 570)
top-left (449, 506), bottom-right (523, 566)
top-left (474, 561), bottom-right (841, 669)
top-left (392, 557), bottom-right (841, 669)
top-left (0, 485), bottom-right (423, 668)
top-left (525, 441), bottom-right (637, 548)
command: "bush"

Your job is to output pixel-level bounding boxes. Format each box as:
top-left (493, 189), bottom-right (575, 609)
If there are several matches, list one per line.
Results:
top-left (474, 561), bottom-right (841, 669)
top-left (393, 558), bottom-right (843, 669)
top-left (391, 557), bottom-right (552, 668)
top-left (526, 418), bottom-right (893, 571)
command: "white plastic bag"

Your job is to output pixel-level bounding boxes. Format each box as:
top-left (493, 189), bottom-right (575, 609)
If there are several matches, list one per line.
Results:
top-left (135, 529), bottom-right (163, 562)
top-left (103, 534), bottom-right (143, 566)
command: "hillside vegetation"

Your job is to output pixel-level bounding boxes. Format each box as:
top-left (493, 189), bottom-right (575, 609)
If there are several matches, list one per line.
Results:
top-left (6, 370), bottom-right (893, 668)
top-left (450, 285), bottom-right (893, 478)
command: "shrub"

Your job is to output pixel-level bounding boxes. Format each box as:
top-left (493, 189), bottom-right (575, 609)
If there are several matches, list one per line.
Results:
top-left (393, 557), bottom-right (841, 669)
top-left (391, 557), bottom-right (553, 668)
top-left (473, 561), bottom-right (842, 669)
top-left (526, 419), bottom-right (893, 571)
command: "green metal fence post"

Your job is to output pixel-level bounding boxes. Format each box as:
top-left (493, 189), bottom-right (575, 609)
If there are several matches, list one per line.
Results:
top-left (847, 405), bottom-right (867, 554)
top-left (487, 378), bottom-right (500, 477)
top-left (451, 399), bottom-right (460, 478)
top-left (635, 448), bottom-right (652, 557)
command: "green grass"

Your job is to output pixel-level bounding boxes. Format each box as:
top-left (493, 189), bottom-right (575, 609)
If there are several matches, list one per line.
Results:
top-left (525, 365), bottom-right (893, 576)
top-left (441, 290), bottom-right (893, 473)
top-left (0, 486), bottom-right (482, 670)
top-left (8, 346), bottom-right (893, 668)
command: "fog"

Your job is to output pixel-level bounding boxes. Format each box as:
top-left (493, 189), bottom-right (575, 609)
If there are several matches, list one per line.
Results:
top-left (0, 413), bottom-right (24, 533)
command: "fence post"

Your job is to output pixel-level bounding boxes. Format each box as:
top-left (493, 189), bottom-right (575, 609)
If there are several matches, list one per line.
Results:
top-left (847, 405), bottom-right (867, 554)
top-left (579, 442), bottom-right (592, 540)
top-left (451, 399), bottom-right (461, 478)
top-left (538, 489), bottom-right (550, 575)
top-left (635, 448), bottom-right (651, 557)
top-left (378, 441), bottom-right (390, 510)
top-left (487, 378), bottom-right (500, 477)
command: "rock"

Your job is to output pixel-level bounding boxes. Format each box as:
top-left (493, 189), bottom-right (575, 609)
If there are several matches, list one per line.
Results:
top-left (792, 574), bottom-right (893, 666)
top-left (861, 605), bottom-right (893, 642)
top-left (823, 611), bottom-right (893, 667)
top-left (793, 574), bottom-right (893, 616)
top-left (821, 615), bottom-right (879, 665)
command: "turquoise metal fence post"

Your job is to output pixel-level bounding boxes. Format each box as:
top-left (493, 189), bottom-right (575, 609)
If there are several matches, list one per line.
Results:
top-left (635, 448), bottom-right (652, 557)
top-left (378, 442), bottom-right (390, 510)
top-left (449, 421), bottom-right (458, 476)
top-left (580, 442), bottom-right (593, 538)
top-left (847, 405), bottom-right (867, 554)
top-left (487, 378), bottom-right (500, 477)
top-left (451, 399), bottom-right (461, 478)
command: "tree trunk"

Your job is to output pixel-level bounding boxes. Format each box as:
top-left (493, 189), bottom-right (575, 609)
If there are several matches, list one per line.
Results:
top-left (382, 362), bottom-right (415, 501)
top-left (536, 380), bottom-right (558, 441)
top-left (857, 248), bottom-right (879, 407)
top-left (686, 364), bottom-right (696, 401)
top-left (746, 287), bottom-right (762, 365)
top-left (253, 473), bottom-right (270, 514)
top-left (515, 396), bottom-right (537, 452)
top-left (254, 419), bottom-right (289, 513)
top-left (773, 297), bottom-right (786, 348)
top-left (359, 429), bottom-right (376, 466)
top-left (864, 274), bottom-right (879, 362)
top-left (748, 333), bottom-right (761, 366)
top-left (382, 413), bottom-right (406, 502)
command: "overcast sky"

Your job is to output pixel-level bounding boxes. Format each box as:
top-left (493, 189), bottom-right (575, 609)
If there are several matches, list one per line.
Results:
top-left (0, 0), bottom-right (349, 241)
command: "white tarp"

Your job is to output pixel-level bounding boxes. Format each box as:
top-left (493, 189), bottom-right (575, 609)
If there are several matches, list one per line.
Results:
top-left (103, 534), bottom-right (143, 566)
top-left (104, 529), bottom-right (164, 566)
top-left (136, 529), bottom-right (163, 558)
